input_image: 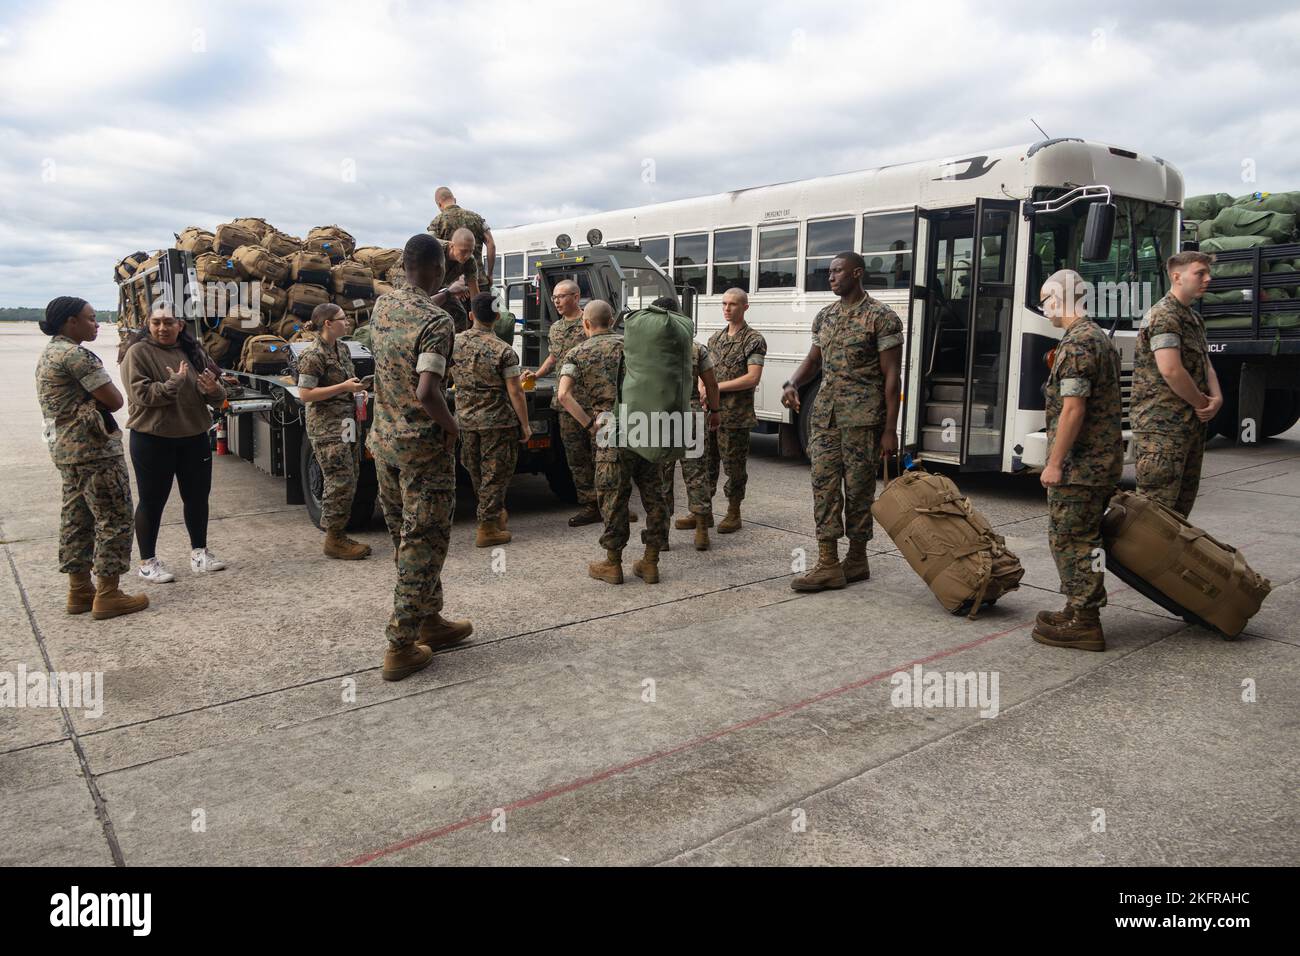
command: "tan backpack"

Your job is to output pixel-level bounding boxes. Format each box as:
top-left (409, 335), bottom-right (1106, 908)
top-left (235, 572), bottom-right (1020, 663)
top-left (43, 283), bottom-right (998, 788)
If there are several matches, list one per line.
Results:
top-left (871, 463), bottom-right (1025, 618)
top-left (285, 282), bottom-right (330, 320)
top-left (195, 253), bottom-right (240, 283)
top-left (175, 227), bottom-right (215, 255)
top-left (230, 217), bottom-right (273, 239)
top-left (202, 330), bottom-right (231, 363)
top-left (305, 235), bottom-right (348, 264)
top-left (255, 282), bottom-right (288, 320)
top-left (237, 334), bottom-right (291, 373)
top-left (261, 230), bottom-right (303, 257)
top-left (354, 246), bottom-right (402, 276)
top-left (274, 315), bottom-right (306, 340)
top-left (115, 251), bottom-right (149, 282)
top-left (232, 244), bottom-right (290, 284)
top-left (307, 224), bottom-right (356, 256)
top-left (333, 293), bottom-right (374, 324)
top-left (288, 250), bottom-right (332, 286)
top-left (331, 261), bottom-right (374, 297)
top-left (214, 222), bottom-right (260, 257)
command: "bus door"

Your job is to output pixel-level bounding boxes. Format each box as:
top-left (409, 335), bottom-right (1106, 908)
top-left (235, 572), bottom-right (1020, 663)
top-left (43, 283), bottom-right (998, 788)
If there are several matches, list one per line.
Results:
top-left (903, 199), bottom-right (1017, 468)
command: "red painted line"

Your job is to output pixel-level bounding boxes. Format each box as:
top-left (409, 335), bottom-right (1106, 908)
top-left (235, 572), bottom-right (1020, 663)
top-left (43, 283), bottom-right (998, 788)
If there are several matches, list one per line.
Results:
top-left (340, 618), bottom-right (1033, 866)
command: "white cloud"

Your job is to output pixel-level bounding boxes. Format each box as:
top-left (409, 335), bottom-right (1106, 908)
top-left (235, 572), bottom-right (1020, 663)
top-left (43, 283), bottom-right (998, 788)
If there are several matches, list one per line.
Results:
top-left (1, 0), bottom-right (1298, 307)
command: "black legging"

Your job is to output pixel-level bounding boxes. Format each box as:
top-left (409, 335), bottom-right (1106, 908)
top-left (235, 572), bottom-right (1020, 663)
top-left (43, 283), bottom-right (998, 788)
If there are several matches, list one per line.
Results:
top-left (129, 430), bottom-right (212, 560)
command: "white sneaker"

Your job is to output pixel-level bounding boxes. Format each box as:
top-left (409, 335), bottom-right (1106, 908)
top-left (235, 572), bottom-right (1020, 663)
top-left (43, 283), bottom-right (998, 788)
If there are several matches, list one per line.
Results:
top-left (138, 557), bottom-right (175, 583)
top-left (190, 548), bottom-right (226, 573)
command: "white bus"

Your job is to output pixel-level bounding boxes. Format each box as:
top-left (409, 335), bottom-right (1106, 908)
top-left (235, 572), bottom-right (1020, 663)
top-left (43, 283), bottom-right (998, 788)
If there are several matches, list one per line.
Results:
top-left (493, 138), bottom-right (1184, 473)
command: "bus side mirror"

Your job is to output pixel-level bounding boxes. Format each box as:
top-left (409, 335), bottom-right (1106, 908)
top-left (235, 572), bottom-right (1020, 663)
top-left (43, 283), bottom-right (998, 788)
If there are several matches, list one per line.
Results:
top-left (1081, 202), bottom-right (1116, 261)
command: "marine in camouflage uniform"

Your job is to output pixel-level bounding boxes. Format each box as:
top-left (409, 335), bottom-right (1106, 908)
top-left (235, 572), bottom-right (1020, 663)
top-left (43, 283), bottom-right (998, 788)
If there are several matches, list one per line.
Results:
top-left (297, 336), bottom-right (359, 539)
top-left (807, 294), bottom-right (903, 546)
top-left (429, 203), bottom-right (492, 290)
top-left (453, 325), bottom-right (523, 539)
top-left (561, 325), bottom-right (669, 583)
top-left (705, 321), bottom-right (766, 528)
top-left (661, 342), bottom-right (714, 523)
top-left (1043, 317), bottom-right (1124, 618)
top-left (1132, 292), bottom-right (1211, 518)
top-left (548, 312), bottom-right (598, 514)
top-left (366, 284), bottom-right (459, 651)
top-left (36, 335), bottom-right (135, 580)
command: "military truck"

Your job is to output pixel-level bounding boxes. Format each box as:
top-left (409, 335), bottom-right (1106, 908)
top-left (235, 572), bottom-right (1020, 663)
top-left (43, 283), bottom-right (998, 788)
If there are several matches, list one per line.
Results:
top-left (116, 242), bottom-right (689, 527)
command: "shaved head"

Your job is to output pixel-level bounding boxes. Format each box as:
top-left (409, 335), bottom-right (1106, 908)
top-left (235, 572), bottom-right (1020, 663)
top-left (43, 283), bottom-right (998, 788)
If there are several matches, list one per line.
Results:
top-left (1041, 268), bottom-right (1089, 324)
top-left (451, 227), bottom-right (475, 249)
top-left (583, 299), bottom-right (613, 329)
top-left (721, 286), bottom-right (749, 324)
top-left (721, 288), bottom-right (749, 307)
top-left (435, 186), bottom-right (454, 204)
top-left (555, 279), bottom-right (579, 295)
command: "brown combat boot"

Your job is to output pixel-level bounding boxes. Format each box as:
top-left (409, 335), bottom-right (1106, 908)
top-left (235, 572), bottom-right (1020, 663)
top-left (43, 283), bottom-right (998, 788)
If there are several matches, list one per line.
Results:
top-left (717, 498), bottom-right (743, 534)
top-left (418, 613), bottom-right (474, 649)
top-left (791, 541), bottom-right (846, 592)
top-left (67, 571), bottom-right (95, 615)
top-left (842, 540), bottom-right (871, 583)
top-left (569, 504), bottom-right (601, 527)
top-left (324, 531), bottom-right (371, 560)
top-left (675, 514), bottom-right (697, 530)
top-left (1033, 607), bottom-right (1105, 652)
top-left (589, 549), bottom-right (624, 584)
top-left (382, 642), bottom-right (434, 681)
top-left (91, 574), bottom-right (149, 620)
top-left (1035, 605), bottom-right (1073, 629)
top-left (633, 546), bottom-right (660, 584)
top-left (475, 518), bottom-right (512, 548)
top-left (694, 522), bottom-right (710, 551)
top-left (498, 508), bottom-right (509, 531)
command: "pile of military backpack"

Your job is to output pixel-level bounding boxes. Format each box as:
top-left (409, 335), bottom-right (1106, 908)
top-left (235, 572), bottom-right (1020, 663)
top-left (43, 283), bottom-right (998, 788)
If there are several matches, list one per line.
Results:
top-left (113, 218), bottom-right (406, 371)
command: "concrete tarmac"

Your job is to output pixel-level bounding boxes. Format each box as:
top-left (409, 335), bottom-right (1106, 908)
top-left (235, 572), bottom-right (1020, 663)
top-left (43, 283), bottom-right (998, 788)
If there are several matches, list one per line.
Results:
top-left (1, 322), bottom-right (1296, 866)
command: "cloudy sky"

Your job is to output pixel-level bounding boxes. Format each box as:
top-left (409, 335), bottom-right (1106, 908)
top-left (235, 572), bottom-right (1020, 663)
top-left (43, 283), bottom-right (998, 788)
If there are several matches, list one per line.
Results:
top-left (1, 0), bottom-right (1297, 308)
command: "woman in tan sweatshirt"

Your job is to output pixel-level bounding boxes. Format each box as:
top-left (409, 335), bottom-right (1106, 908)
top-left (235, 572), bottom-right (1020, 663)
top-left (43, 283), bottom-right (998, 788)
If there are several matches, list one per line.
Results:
top-left (120, 301), bottom-right (227, 582)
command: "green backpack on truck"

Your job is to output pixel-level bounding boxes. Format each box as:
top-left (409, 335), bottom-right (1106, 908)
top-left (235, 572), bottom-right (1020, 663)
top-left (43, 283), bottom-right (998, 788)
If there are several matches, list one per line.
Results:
top-left (617, 305), bottom-right (695, 465)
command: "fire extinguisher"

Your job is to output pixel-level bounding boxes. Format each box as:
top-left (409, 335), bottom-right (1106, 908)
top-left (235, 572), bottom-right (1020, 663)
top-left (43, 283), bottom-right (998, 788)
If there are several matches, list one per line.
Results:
top-left (215, 418), bottom-right (228, 456)
top-left (355, 390), bottom-right (368, 423)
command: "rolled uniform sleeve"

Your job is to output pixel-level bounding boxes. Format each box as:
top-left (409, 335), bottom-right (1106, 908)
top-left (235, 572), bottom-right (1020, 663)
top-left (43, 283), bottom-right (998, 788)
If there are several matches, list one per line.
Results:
top-left (63, 346), bottom-right (111, 393)
top-left (1055, 343), bottom-right (1096, 399)
top-left (500, 346), bottom-right (522, 379)
top-left (876, 310), bottom-right (904, 352)
top-left (745, 336), bottom-right (767, 366)
top-left (559, 362), bottom-right (577, 380)
top-left (1143, 310), bottom-right (1183, 352)
top-left (415, 316), bottom-right (453, 378)
top-left (810, 311), bottom-right (824, 349)
top-left (1149, 332), bottom-right (1181, 351)
top-left (297, 350), bottom-right (324, 390)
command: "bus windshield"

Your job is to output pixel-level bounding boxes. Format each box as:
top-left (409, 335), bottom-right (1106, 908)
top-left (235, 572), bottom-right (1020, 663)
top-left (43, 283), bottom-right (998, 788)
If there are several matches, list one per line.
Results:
top-left (1027, 192), bottom-right (1177, 328)
top-left (615, 265), bottom-right (677, 312)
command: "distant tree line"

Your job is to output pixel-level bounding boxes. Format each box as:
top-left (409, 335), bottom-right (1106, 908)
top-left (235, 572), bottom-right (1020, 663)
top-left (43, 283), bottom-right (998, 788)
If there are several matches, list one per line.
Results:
top-left (0, 307), bottom-right (119, 322)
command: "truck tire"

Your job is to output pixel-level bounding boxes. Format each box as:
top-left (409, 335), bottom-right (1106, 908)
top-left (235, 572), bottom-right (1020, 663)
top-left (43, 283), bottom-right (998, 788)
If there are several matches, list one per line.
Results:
top-left (300, 440), bottom-right (378, 531)
top-left (796, 378), bottom-right (821, 458)
top-left (1263, 389), bottom-right (1300, 437)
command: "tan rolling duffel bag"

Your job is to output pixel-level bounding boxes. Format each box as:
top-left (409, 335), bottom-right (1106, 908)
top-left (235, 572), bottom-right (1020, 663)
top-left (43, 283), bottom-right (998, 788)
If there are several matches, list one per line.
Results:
top-left (1101, 491), bottom-right (1270, 639)
top-left (871, 461), bottom-right (1024, 618)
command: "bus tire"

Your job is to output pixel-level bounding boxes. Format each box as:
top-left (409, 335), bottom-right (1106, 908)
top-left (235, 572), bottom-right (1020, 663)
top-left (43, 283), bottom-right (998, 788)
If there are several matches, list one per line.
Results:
top-left (300, 440), bottom-right (377, 532)
top-left (1263, 388), bottom-right (1300, 438)
top-left (796, 378), bottom-right (821, 458)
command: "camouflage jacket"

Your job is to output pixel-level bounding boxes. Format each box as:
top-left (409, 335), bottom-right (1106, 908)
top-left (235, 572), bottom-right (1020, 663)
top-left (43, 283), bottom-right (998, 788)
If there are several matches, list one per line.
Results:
top-left (706, 322), bottom-right (766, 428)
top-left (297, 337), bottom-right (356, 445)
top-left (560, 331), bottom-right (623, 460)
top-left (452, 327), bottom-right (521, 430)
top-left (1046, 318), bottom-right (1124, 487)
top-left (35, 335), bottom-right (122, 466)
top-left (810, 293), bottom-right (903, 429)
top-left (547, 315), bottom-right (587, 410)
top-left (365, 286), bottom-right (456, 484)
top-left (1132, 293), bottom-right (1210, 436)
top-left (429, 205), bottom-right (490, 282)
top-left (688, 343), bottom-right (714, 409)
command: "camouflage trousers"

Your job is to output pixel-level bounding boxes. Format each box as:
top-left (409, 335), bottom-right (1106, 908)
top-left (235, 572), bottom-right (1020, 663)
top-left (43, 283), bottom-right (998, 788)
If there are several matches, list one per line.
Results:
top-left (597, 449), bottom-right (669, 552)
top-left (461, 426), bottom-right (518, 522)
top-left (558, 411), bottom-right (596, 506)
top-left (1135, 428), bottom-right (1205, 519)
top-left (58, 456), bottom-right (133, 576)
top-left (810, 423), bottom-right (881, 543)
top-left (313, 439), bottom-right (358, 534)
top-left (376, 446), bottom-right (455, 648)
top-left (706, 427), bottom-right (751, 501)
top-left (1047, 484), bottom-right (1111, 610)
top-left (660, 450), bottom-right (711, 518)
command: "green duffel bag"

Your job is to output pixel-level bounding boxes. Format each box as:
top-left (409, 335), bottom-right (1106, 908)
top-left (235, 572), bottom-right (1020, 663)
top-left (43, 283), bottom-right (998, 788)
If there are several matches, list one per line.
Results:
top-left (493, 310), bottom-right (517, 346)
top-left (349, 324), bottom-right (373, 350)
top-left (1200, 290), bottom-right (1246, 305)
top-left (1211, 261), bottom-right (1256, 279)
top-left (1199, 235), bottom-right (1273, 253)
top-left (1232, 191), bottom-right (1300, 215)
top-left (1196, 219), bottom-right (1216, 242)
top-left (1211, 206), bottom-right (1297, 242)
top-left (617, 305), bottom-right (695, 465)
top-left (1184, 193), bottom-right (1233, 220)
